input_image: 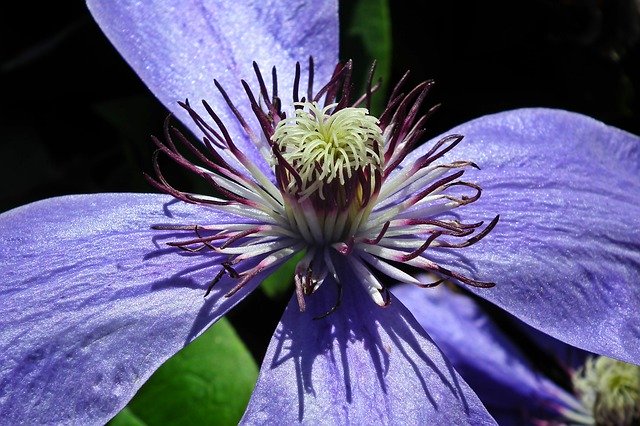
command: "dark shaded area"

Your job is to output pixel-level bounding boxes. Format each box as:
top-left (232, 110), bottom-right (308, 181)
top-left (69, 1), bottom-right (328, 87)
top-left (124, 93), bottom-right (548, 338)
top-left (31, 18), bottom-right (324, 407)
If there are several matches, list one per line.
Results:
top-left (389, 0), bottom-right (640, 139)
top-left (0, 4), bottom-right (162, 213)
top-left (1, 0), bottom-right (638, 364)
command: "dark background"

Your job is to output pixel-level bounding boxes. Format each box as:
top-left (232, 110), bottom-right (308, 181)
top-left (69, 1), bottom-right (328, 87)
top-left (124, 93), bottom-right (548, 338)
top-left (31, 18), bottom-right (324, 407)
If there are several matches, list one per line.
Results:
top-left (1, 0), bottom-right (639, 361)
top-left (389, 0), bottom-right (640, 135)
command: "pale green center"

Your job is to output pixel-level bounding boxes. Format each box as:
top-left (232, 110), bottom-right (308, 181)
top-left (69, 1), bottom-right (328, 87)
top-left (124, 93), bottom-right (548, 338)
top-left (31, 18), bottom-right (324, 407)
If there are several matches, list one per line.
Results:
top-left (573, 356), bottom-right (640, 425)
top-left (271, 102), bottom-right (383, 199)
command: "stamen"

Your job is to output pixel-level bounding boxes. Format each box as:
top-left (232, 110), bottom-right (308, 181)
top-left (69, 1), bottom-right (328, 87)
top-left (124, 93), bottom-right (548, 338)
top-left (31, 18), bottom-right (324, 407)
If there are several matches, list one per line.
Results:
top-left (149, 59), bottom-right (498, 311)
top-left (573, 356), bottom-right (640, 425)
top-left (313, 278), bottom-right (343, 320)
top-left (204, 261), bottom-right (238, 297)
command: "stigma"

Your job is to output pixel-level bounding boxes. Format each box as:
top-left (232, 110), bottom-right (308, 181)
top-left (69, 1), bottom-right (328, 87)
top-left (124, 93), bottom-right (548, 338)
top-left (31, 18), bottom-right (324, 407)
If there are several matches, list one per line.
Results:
top-left (271, 101), bottom-right (384, 247)
top-left (573, 356), bottom-right (640, 425)
top-left (148, 59), bottom-right (498, 314)
top-left (273, 101), bottom-right (383, 203)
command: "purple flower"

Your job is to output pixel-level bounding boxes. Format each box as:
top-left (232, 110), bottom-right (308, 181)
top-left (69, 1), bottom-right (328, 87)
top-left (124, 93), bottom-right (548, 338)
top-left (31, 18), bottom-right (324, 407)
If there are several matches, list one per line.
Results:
top-left (1, 1), bottom-right (639, 425)
top-left (392, 283), bottom-right (640, 424)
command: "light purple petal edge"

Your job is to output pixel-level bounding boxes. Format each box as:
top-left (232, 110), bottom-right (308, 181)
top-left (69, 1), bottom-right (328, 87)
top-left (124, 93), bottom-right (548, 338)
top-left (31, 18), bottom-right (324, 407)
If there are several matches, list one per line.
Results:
top-left (415, 108), bottom-right (640, 364)
top-left (0, 194), bottom-right (268, 424)
top-left (86, 0), bottom-right (339, 172)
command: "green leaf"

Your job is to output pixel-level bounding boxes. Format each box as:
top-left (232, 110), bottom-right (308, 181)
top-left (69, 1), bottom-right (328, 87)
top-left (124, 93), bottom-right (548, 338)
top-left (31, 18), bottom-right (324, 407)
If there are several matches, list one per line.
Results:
top-left (107, 407), bottom-right (146, 426)
top-left (108, 318), bottom-right (258, 426)
top-left (260, 251), bottom-right (305, 299)
top-left (342, 0), bottom-right (392, 115)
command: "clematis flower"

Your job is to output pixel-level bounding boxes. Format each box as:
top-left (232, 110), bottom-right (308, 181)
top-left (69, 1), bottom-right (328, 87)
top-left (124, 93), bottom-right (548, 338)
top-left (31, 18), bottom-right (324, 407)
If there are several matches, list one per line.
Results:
top-left (392, 283), bottom-right (640, 425)
top-left (1, 1), bottom-right (639, 425)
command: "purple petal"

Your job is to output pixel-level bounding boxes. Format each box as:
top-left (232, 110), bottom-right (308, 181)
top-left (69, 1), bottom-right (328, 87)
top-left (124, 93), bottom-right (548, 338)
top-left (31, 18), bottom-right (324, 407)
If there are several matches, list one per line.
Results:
top-left (86, 0), bottom-right (339, 171)
top-left (242, 261), bottom-right (495, 424)
top-left (510, 313), bottom-right (591, 372)
top-left (391, 283), bottom-right (581, 420)
top-left (0, 194), bottom-right (267, 424)
top-left (419, 109), bottom-right (640, 364)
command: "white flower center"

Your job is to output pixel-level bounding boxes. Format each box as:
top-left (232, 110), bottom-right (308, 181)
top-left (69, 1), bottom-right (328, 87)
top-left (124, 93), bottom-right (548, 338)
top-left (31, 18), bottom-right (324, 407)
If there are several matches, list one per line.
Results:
top-left (573, 356), bottom-right (640, 425)
top-left (272, 102), bottom-right (383, 200)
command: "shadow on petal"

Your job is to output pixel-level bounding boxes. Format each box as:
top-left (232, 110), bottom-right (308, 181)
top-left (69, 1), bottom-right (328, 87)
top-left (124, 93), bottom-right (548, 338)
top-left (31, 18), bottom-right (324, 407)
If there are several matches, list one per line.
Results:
top-left (242, 258), bottom-right (494, 424)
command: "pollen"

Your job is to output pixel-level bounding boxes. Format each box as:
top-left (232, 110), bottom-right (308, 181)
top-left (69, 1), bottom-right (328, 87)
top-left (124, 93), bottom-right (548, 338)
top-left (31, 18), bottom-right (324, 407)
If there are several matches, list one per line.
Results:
top-left (573, 356), bottom-right (640, 425)
top-left (272, 101), bottom-right (383, 200)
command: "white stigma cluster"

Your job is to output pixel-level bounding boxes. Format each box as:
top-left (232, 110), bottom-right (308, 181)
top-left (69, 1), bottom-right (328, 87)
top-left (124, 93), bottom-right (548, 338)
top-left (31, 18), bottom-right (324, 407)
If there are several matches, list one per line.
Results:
top-left (573, 356), bottom-right (640, 425)
top-left (272, 102), bottom-right (383, 200)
